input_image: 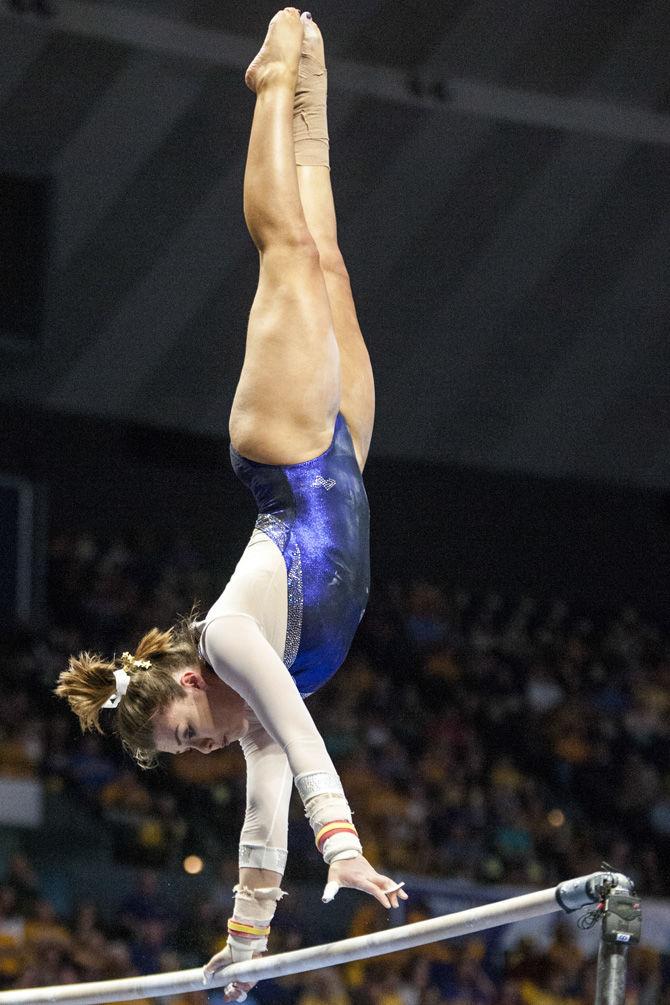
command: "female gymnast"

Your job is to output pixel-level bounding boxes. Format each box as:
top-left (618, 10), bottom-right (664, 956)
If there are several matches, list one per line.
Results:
top-left (57, 8), bottom-right (407, 1000)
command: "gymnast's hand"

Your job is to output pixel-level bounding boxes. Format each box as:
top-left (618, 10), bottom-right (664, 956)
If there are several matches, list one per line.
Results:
top-left (203, 944), bottom-right (259, 1003)
top-left (322, 854), bottom-right (409, 909)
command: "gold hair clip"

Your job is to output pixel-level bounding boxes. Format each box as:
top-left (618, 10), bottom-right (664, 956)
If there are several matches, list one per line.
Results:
top-left (119, 651), bottom-right (152, 672)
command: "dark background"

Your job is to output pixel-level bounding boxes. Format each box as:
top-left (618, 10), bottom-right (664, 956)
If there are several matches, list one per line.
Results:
top-left (0, 0), bottom-right (669, 612)
top-left (3, 402), bottom-right (669, 620)
top-left (1, 6), bottom-right (670, 998)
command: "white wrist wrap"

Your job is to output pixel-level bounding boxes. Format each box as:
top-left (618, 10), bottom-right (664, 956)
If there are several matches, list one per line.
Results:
top-left (227, 884), bottom-right (287, 957)
top-left (322, 840), bottom-right (362, 864)
top-left (330, 849), bottom-right (360, 863)
top-left (225, 937), bottom-right (257, 962)
top-left (295, 771), bottom-right (363, 864)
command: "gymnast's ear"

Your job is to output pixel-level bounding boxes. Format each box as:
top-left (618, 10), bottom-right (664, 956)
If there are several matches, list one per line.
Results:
top-left (175, 667), bottom-right (208, 690)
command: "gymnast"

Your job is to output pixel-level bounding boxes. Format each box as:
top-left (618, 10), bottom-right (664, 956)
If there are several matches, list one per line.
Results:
top-left (56, 8), bottom-right (407, 1001)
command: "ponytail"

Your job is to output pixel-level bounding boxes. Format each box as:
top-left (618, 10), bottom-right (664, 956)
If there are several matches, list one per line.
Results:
top-left (55, 652), bottom-right (119, 735)
top-left (55, 617), bottom-right (203, 768)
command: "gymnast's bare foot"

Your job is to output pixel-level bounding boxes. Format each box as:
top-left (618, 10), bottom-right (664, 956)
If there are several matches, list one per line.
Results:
top-left (245, 8), bottom-right (304, 93)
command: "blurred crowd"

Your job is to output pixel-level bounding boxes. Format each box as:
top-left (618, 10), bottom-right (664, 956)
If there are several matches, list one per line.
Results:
top-left (1, 528), bottom-right (670, 1002)
top-left (1, 849), bottom-right (667, 1005)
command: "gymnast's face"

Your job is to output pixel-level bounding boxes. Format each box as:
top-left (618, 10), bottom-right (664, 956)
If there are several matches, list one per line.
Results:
top-left (152, 667), bottom-right (249, 755)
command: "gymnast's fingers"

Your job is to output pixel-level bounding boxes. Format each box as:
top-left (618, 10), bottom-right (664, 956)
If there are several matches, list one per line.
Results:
top-left (359, 875), bottom-right (403, 909)
top-left (322, 880), bottom-right (340, 903)
top-left (224, 980), bottom-right (253, 1002)
top-left (387, 881), bottom-right (409, 907)
top-left (377, 877), bottom-right (408, 909)
top-left (365, 879), bottom-right (392, 909)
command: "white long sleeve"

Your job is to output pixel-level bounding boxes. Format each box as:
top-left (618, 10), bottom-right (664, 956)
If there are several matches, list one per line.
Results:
top-left (238, 717), bottom-right (292, 875)
top-left (201, 613), bottom-right (339, 780)
top-left (199, 530), bottom-right (361, 868)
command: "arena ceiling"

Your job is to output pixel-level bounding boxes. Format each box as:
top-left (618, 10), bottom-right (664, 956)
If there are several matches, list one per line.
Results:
top-left (1, 0), bottom-right (669, 489)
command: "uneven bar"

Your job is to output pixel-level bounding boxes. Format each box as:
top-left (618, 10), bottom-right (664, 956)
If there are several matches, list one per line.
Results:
top-left (0, 888), bottom-right (560, 1004)
top-left (0, 874), bottom-right (629, 1005)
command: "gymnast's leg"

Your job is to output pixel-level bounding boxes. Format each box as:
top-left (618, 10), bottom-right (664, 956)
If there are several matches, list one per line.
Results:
top-left (229, 7), bottom-right (341, 466)
top-left (294, 14), bottom-right (375, 472)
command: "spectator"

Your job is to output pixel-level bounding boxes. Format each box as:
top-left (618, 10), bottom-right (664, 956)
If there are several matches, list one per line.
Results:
top-left (0, 886), bottom-right (25, 988)
top-left (67, 734), bottom-right (119, 797)
top-left (120, 871), bottom-right (171, 939)
top-left (4, 854), bottom-right (39, 916)
top-left (5, 527), bottom-right (670, 999)
top-left (298, 968), bottom-right (352, 1005)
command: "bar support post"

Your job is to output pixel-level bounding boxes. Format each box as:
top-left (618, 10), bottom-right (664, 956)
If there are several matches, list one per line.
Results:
top-left (595, 941), bottom-right (628, 1005)
top-left (592, 874), bottom-right (641, 1005)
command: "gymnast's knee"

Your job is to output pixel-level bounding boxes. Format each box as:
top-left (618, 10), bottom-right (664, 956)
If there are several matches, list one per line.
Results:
top-left (248, 214), bottom-right (320, 258)
top-left (318, 245), bottom-right (349, 281)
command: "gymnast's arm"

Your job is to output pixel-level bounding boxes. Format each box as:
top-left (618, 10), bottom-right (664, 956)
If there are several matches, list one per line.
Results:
top-left (238, 718), bottom-right (291, 886)
top-left (200, 613), bottom-right (405, 906)
top-left (203, 722), bottom-right (291, 995)
top-left (202, 612), bottom-right (345, 777)
top-left (201, 613), bottom-right (407, 988)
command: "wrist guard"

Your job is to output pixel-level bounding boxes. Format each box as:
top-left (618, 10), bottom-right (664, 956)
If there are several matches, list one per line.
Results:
top-left (226, 884), bottom-right (287, 959)
top-left (295, 771), bottom-right (363, 865)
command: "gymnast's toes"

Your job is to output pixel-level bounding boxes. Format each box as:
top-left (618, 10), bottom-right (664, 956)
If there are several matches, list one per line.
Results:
top-left (245, 8), bottom-right (305, 92)
top-left (300, 11), bottom-right (326, 70)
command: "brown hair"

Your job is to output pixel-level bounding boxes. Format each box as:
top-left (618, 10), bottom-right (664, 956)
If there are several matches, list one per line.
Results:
top-left (55, 619), bottom-right (203, 769)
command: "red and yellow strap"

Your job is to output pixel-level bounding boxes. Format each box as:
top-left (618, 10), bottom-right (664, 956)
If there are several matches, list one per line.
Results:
top-left (227, 919), bottom-right (271, 941)
top-left (315, 820), bottom-right (359, 854)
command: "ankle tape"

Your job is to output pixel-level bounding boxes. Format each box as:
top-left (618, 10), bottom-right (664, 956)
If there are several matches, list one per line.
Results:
top-left (294, 57), bottom-right (329, 168)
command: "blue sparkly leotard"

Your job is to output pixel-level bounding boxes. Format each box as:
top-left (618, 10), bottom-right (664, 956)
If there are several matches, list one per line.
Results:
top-left (230, 414), bottom-right (370, 697)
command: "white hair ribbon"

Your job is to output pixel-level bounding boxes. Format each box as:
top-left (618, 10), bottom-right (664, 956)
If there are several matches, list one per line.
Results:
top-left (102, 668), bottom-right (131, 709)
